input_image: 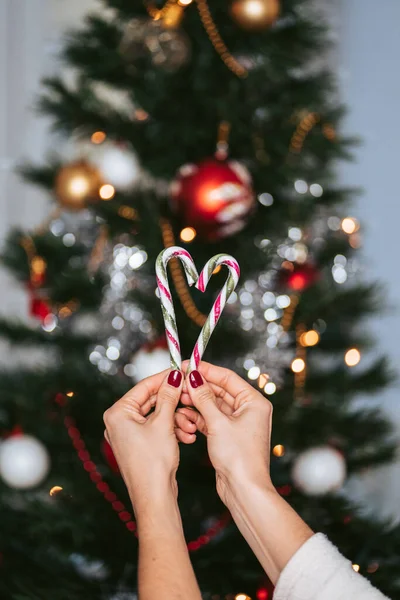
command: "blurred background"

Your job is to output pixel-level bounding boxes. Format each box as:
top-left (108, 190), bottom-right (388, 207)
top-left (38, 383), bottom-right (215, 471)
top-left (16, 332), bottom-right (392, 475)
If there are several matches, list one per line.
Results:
top-left (1, 0), bottom-right (399, 517)
top-left (0, 0), bottom-right (399, 598)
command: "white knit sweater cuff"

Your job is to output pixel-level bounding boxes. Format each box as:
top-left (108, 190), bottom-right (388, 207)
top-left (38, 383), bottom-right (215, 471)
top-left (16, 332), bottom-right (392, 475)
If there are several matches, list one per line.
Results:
top-left (274, 533), bottom-right (388, 600)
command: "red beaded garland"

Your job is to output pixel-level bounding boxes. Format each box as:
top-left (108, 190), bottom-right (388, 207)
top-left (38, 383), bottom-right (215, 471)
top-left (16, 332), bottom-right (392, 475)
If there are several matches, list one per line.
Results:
top-left (63, 410), bottom-right (230, 550)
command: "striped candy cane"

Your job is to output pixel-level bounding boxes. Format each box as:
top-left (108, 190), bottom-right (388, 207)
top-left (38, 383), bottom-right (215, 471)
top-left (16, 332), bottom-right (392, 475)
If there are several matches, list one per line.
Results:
top-left (156, 246), bottom-right (199, 370)
top-left (188, 254), bottom-right (240, 373)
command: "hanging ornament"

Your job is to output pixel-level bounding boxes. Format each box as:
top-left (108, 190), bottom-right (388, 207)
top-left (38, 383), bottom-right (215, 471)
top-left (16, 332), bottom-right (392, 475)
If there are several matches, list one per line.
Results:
top-left (0, 433), bottom-right (50, 489)
top-left (278, 262), bottom-right (319, 292)
top-left (129, 339), bottom-right (170, 382)
top-left (170, 158), bottom-right (255, 241)
top-left (101, 439), bottom-right (120, 475)
top-left (119, 17), bottom-right (190, 73)
top-left (291, 446), bottom-right (346, 496)
top-left (230, 0), bottom-right (280, 31)
top-left (91, 142), bottom-right (141, 192)
top-left (30, 294), bottom-right (52, 322)
top-left (55, 160), bottom-right (103, 211)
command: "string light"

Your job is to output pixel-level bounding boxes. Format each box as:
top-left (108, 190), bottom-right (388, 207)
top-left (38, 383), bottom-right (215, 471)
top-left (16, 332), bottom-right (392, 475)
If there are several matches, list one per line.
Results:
top-left (118, 205), bottom-right (137, 221)
top-left (367, 562), bottom-right (379, 573)
top-left (66, 391), bottom-right (74, 397)
top-left (178, 0), bottom-right (193, 5)
top-left (99, 184), bottom-right (115, 200)
top-left (134, 108), bottom-right (149, 121)
top-left (345, 348), bottom-right (361, 367)
top-left (352, 564), bottom-right (360, 572)
top-left (291, 358), bottom-right (305, 373)
top-left (264, 382), bottom-right (276, 395)
top-left (91, 131), bottom-right (106, 144)
top-left (49, 485), bottom-right (63, 496)
top-left (180, 227), bottom-right (197, 242)
top-left (273, 444), bottom-right (285, 457)
top-left (58, 306), bottom-right (73, 319)
top-left (248, 366), bottom-right (261, 380)
top-left (235, 594), bottom-right (250, 600)
top-left (341, 217), bottom-right (359, 234)
top-left (300, 330), bottom-right (320, 347)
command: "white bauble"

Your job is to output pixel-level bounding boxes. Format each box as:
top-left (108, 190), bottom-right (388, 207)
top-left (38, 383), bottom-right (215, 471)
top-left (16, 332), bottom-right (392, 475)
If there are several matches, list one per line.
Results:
top-left (0, 435), bottom-right (50, 489)
top-left (291, 446), bottom-right (346, 496)
top-left (129, 346), bottom-right (170, 382)
top-left (93, 143), bottom-right (140, 191)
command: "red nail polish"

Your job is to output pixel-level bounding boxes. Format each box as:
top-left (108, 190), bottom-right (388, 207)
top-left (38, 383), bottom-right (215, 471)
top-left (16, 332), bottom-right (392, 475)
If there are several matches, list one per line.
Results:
top-left (189, 370), bottom-right (203, 388)
top-left (168, 370), bottom-right (182, 388)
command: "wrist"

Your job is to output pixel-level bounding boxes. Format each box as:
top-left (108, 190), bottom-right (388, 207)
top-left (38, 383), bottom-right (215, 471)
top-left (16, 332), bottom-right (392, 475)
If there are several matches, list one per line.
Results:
top-left (127, 472), bottom-right (178, 514)
top-left (219, 467), bottom-right (276, 510)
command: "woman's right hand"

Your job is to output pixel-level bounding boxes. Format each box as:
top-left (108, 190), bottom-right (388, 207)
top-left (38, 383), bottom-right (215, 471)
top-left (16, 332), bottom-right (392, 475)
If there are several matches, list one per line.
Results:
top-left (175, 361), bottom-right (274, 505)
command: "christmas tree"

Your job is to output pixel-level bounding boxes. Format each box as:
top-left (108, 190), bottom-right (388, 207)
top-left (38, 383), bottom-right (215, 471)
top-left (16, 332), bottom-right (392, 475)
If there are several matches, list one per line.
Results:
top-left (1, 0), bottom-right (400, 598)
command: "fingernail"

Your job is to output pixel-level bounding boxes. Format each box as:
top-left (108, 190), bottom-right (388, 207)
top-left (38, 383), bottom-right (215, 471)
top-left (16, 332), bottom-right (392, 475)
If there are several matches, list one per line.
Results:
top-left (168, 370), bottom-right (182, 388)
top-left (189, 370), bottom-right (203, 389)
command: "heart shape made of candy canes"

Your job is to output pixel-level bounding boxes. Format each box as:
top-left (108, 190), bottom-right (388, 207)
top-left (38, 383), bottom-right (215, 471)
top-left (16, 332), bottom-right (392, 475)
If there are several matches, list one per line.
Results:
top-left (156, 246), bottom-right (240, 373)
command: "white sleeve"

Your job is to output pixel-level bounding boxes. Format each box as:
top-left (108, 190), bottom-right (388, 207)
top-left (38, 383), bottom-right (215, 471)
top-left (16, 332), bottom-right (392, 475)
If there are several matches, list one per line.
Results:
top-left (274, 533), bottom-right (389, 600)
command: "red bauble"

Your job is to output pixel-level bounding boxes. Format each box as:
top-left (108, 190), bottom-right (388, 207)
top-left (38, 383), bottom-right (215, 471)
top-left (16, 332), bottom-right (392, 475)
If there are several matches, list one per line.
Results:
top-left (170, 157), bottom-right (255, 240)
top-left (278, 262), bottom-right (320, 292)
top-left (30, 296), bottom-right (52, 322)
top-left (101, 439), bottom-right (120, 474)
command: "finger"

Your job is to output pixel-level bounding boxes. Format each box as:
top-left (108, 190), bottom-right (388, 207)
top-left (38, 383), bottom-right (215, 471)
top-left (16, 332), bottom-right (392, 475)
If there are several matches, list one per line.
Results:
top-left (185, 370), bottom-right (222, 425)
top-left (119, 368), bottom-right (171, 411)
top-left (175, 428), bottom-right (196, 444)
top-left (197, 361), bottom-right (256, 404)
top-left (175, 411), bottom-right (197, 434)
top-left (140, 394), bottom-right (157, 416)
top-left (155, 369), bottom-right (184, 417)
top-left (181, 383), bottom-right (235, 415)
top-left (177, 407), bottom-right (207, 435)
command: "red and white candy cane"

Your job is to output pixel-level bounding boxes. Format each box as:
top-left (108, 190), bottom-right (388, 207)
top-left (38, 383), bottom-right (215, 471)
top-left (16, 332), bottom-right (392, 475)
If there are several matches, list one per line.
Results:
top-left (156, 247), bottom-right (199, 370)
top-left (188, 254), bottom-right (240, 373)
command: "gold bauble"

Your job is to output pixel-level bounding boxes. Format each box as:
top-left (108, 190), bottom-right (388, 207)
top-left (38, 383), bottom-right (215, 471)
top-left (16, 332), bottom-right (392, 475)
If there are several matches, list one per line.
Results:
top-left (230, 0), bottom-right (280, 31)
top-left (55, 160), bottom-right (103, 211)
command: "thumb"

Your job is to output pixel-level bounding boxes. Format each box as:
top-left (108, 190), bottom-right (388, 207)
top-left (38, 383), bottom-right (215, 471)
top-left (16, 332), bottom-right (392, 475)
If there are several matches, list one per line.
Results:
top-left (186, 370), bottom-right (222, 425)
top-left (155, 370), bottom-right (183, 417)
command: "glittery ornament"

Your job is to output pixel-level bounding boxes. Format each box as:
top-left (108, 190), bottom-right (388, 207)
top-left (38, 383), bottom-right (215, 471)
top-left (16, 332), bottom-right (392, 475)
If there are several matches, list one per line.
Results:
top-left (55, 160), bottom-right (103, 211)
top-left (170, 158), bottom-right (255, 241)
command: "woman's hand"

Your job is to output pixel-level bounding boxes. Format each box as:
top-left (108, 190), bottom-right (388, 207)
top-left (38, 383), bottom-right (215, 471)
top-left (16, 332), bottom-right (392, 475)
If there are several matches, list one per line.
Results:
top-left (103, 368), bottom-right (184, 511)
top-left (175, 361), bottom-right (274, 505)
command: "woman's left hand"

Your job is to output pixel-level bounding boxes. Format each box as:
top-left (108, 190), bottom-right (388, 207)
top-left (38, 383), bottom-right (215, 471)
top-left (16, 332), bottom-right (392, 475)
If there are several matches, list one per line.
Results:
top-left (103, 369), bottom-right (186, 510)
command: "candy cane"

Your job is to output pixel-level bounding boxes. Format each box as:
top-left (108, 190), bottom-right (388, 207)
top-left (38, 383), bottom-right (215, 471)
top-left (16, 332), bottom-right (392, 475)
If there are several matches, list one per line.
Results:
top-left (156, 247), bottom-right (198, 370)
top-left (188, 254), bottom-right (240, 373)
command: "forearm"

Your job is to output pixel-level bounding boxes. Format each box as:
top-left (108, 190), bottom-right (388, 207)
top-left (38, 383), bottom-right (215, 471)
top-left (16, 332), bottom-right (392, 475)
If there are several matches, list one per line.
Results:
top-left (225, 473), bottom-right (313, 585)
top-left (132, 485), bottom-right (202, 600)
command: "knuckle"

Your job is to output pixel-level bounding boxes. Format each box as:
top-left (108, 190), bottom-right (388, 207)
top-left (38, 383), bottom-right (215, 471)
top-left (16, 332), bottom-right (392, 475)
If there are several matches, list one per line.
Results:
top-left (103, 405), bottom-right (119, 428)
top-left (160, 386), bottom-right (178, 404)
top-left (259, 398), bottom-right (273, 416)
top-left (195, 388), bottom-right (214, 405)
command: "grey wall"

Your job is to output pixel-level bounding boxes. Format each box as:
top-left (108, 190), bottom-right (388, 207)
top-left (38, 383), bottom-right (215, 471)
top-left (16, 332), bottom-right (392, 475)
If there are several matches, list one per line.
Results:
top-left (338, 0), bottom-right (400, 519)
